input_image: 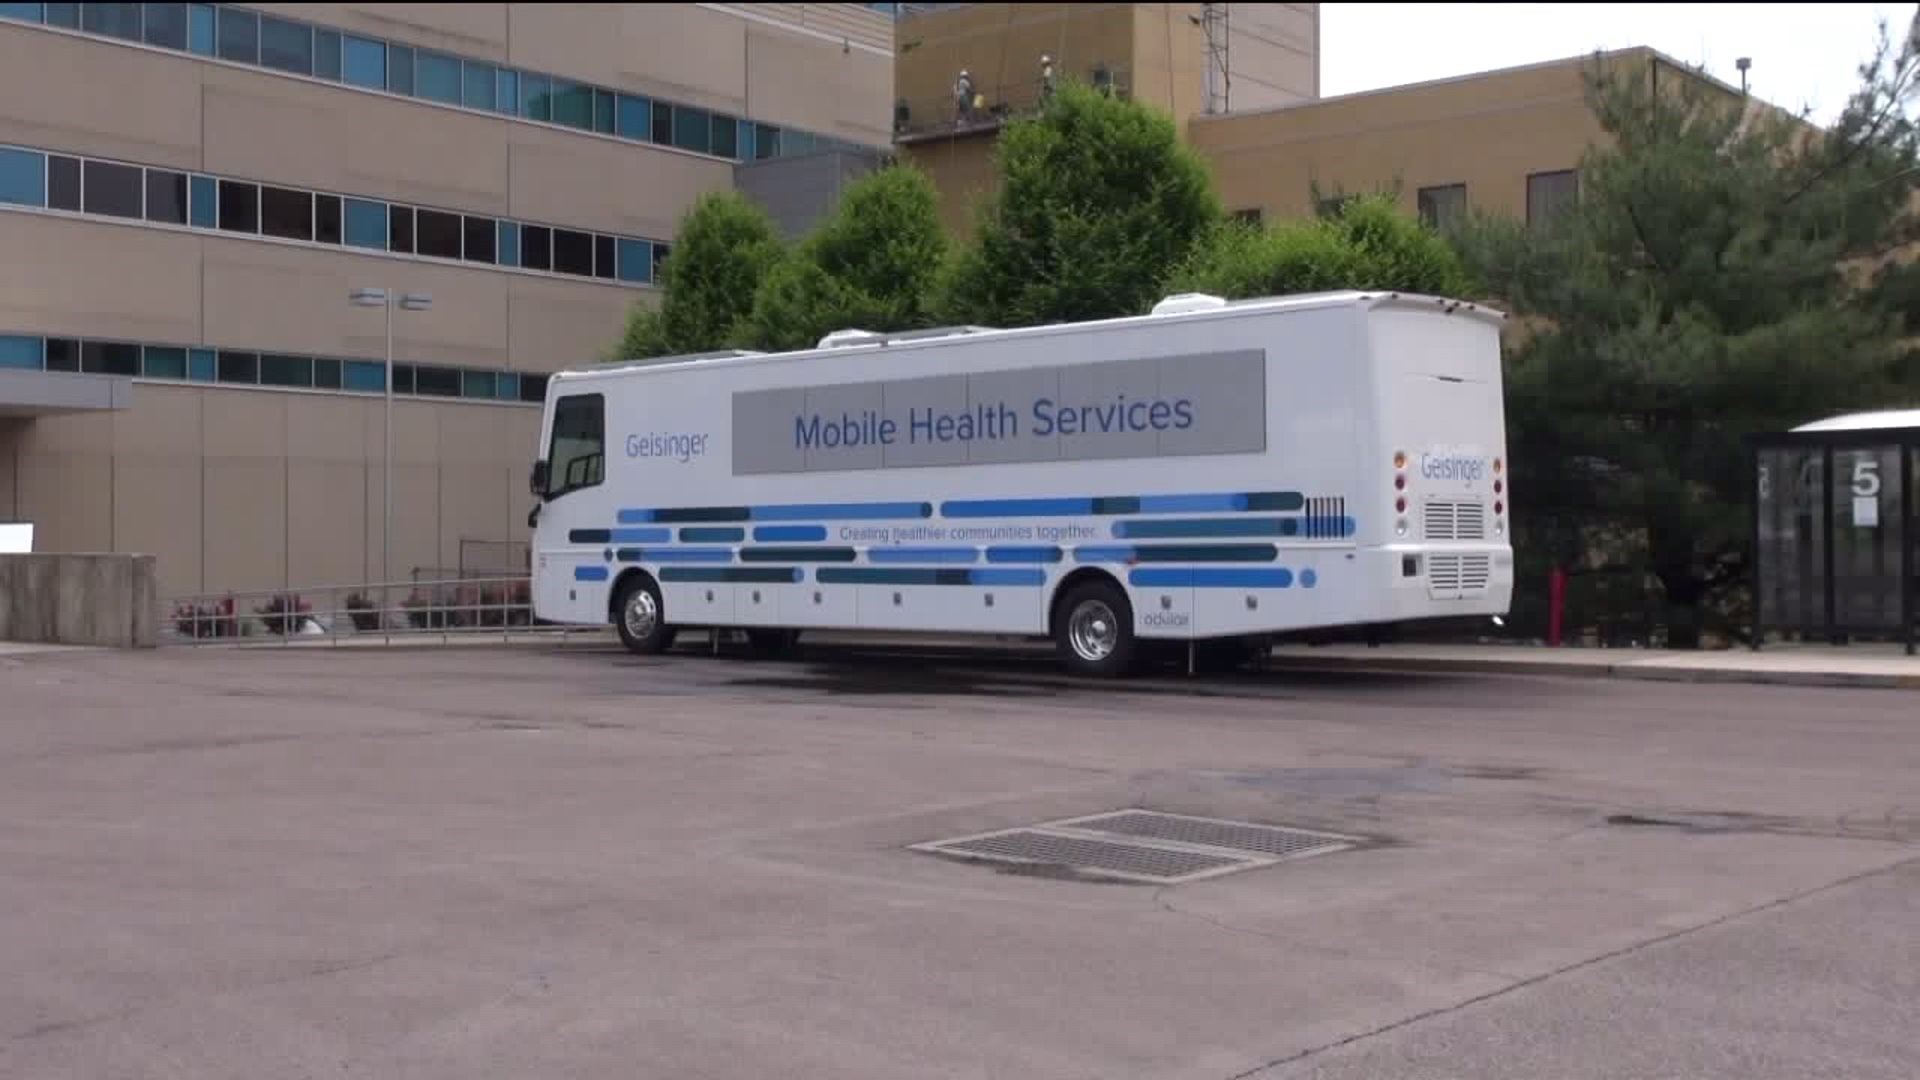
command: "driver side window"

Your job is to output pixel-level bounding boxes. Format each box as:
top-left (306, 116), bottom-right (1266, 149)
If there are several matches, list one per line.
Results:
top-left (546, 393), bottom-right (604, 497)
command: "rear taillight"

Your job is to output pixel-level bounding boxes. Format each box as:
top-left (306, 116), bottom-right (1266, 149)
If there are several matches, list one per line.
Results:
top-left (1393, 450), bottom-right (1409, 536)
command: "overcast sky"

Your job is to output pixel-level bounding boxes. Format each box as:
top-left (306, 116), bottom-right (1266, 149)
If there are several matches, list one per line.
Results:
top-left (1319, 3), bottom-right (1917, 125)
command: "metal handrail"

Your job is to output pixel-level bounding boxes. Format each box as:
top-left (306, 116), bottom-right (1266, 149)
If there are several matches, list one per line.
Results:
top-left (161, 575), bottom-right (598, 648)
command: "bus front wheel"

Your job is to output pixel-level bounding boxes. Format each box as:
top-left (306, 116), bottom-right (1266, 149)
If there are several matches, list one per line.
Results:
top-left (613, 575), bottom-right (675, 655)
top-left (1054, 580), bottom-right (1137, 678)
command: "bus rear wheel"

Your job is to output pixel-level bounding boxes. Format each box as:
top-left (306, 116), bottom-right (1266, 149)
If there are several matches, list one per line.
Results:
top-left (1054, 580), bottom-right (1137, 678)
top-left (613, 575), bottom-right (675, 655)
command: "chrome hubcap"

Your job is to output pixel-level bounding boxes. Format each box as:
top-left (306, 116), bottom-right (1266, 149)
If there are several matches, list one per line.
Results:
top-left (1068, 600), bottom-right (1120, 662)
top-left (623, 589), bottom-right (659, 640)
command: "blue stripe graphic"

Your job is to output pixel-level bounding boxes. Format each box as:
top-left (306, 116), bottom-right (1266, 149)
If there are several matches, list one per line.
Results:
top-left (611, 527), bottom-right (672, 543)
top-left (1114, 518), bottom-right (1295, 539)
top-left (574, 565), bottom-right (609, 582)
top-left (679, 526), bottom-right (745, 543)
top-left (1135, 493), bottom-right (1250, 513)
top-left (1073, 546), bottom-right (1137, 563)
top-left (1130, 567), bottom-right (1296, 589)
top-left (661, 567), bottom-right (804, 584)
top-left (943, 497), bottom-right (1091, 518)
top-left (969, 568), bottom-right (1046, 586)
top-left (751, 501), bottom-right (931, 522)
top-left (868, 547), bottom-right (978, 564)
top-left (985, 545), bottom-right (1063, 564)
top-left (753, 525), bottom-right (828, 542)
top-left (616, 547), bottom-right (734, 564)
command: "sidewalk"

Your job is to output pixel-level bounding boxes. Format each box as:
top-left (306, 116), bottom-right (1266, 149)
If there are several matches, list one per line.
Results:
top-left (194, 628), bottom-right (1920, 689)
top-left (1260, 641), bottom-right (1920, 689)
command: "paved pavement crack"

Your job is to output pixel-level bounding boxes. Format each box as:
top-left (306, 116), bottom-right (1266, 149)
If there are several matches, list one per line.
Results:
top-left (1223, 851), bottom-right (1920, 1080)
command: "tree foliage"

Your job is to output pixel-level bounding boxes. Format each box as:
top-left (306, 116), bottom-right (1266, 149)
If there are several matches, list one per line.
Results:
top-left (1169, 194), bottom-right (1472, 299)
top-left (613, 191), bottom-right (784, 360)
top-left (937, 80), bottom-right (1223, 326)
top-left (1451, 32), bottom-right (1920, 645)
top-left (744, 166), bottom-right (948, 351)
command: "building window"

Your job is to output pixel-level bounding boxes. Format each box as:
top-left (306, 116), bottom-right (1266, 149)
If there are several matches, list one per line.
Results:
top-left (215, 5), bottom-right (257, 63)
top-left (342, 35), bottom-right (384, 90)
top-left (1417, 183), bottom-right (1467, 231)
top-left (344, 197), bottom-right (385, 249)
top-left (0, 146), bottom-right (46, 207)
top-left (189, 174), bottom-right (216, 228)
top-left (388, 204), bottom-right (414, 253)
top-left (617, 238), bottom-right (650, 284)
top-left (390, 364), bottom-right (413, 394)
top-left (463, 215), bottom-right (496, 264)
top-left (258, 15), bottom-right (312, 76)
top-left (142, 345), bottom-right (186, 379)
top-left (1229, 208), bottom-right (1262, 226)
top-left (188, 348), bottom-right (214, 381)
top-left (672, 106), bottom-right (711, 154)
top-left (594, 234), bottom-right (616, 280)
top-left (216, 350), bottom-right (258, 383)
top-left (0, 4), bottom-right (44, 24)
top-left (80, 341), bottom-right (141, 376)
top-left (521, 225), bottom-right (551, 272)
top-left (1527, 169), bottom-right (1579, 226)
top-left (1314, 194), bottom-right (1354, 220)
top-left (521, 73), bottom-right (552, 122)
top-left (711, 114), bottom-right (738, 159)
top-left (343, 360), bottom-right (384, 393)
top-left (0, 335), bottom-right (42, 371)
top-left (47, 155), bottom-right (79, 211)
top-left (495, 69), bottom-right (519, 116)
top-left (617, 94), bottom-right (650, 140)
top-left (143, 2), bottom-right (188, 49)
top-left (593, 90), bottom-right (616, 135)
top-left (81, 2), bottom-right (140, 41)
top-left (314, 28), bottom-right (340, 80)
top-left (315, 193), bottom-right (341, 243)
top-left (415, 208), bottom-right (461, 259)
top-left (463, 61), bottom-right (496, 111)
top-left (259, 185), bottom-right (312, 241)
top-left (551, 80), bottom-right (592, 129)
top-left (145, 168), bottom-right (187, 224)
top-left (462, 370), bottom-right (496, 399)
top-left (45, 338), bottom-right (78, 372)
top-left (497, 221), bottom-right (520, 267)
top-left (652, 101), bottom-right (674, 146)
top-left (259, 353), bottom-right (311, 387)
top-left (552, 228), bottom-right (593, 276)
top-left (386, 43), bottom-right (414, 95)
top-left (416, 51), bottom-right (461, 105)
top-left (520, 373), bottom-right (549, 403)
top-left (653, 244), bottom-right (671, 280)
top-left (755, 123), bottom-right (780, 160)
top-left (217, 179), bottom-right (259, 233)
top-left (81, 160), bottom-right (143, 218)
top-left (414, 365), bottom-right (460, 397)
top-left (186, 2), bottom-right (212, 55)
top-left (312, 356), bottom-right (341, 389)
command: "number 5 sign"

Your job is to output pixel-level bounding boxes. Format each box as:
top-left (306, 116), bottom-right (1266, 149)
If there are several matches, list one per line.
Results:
top-left (1852, 457), bottom-right (1882, 528)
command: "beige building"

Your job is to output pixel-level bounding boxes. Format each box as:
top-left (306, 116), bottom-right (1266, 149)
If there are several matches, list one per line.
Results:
top-left (0, 2), bottom-right (892, 599)
top-left (892, 2), bottom-right (1319, 233)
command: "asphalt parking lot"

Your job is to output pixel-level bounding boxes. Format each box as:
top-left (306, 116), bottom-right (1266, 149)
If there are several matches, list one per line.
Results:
top-left (2, 640), bottom-right (1916, 1079)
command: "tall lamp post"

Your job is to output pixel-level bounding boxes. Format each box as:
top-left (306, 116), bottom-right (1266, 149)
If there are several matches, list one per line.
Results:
top-left (349, 287), bottom-right (432, 595)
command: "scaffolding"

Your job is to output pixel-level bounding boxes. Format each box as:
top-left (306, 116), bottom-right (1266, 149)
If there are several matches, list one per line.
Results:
top-left (1201, 2), bottom-right (1230, 115)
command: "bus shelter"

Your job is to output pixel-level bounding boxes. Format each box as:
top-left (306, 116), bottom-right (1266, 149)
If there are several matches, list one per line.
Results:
top-left (1750, 410), bottom-right (1918, 655)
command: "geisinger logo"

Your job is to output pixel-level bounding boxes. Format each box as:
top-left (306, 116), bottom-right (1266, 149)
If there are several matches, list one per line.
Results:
top-left (1419, 452), bottom-right (1487, 484)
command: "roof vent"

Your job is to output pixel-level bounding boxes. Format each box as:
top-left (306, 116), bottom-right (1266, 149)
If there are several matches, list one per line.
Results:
top-left (1151, 293), bottom-right (1229, 316)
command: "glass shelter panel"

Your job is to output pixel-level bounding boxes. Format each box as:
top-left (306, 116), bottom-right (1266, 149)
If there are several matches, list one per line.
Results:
top-left (1755, 445), bottom-right (1827, 636)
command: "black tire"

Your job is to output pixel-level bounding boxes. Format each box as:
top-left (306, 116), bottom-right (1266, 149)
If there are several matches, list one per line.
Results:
top-left (1053, 579), bottom-right (1137, 678)
top-left (745, 627), bottom-right (801, 658)
top-left (612, 574), bottom-right (674, 655)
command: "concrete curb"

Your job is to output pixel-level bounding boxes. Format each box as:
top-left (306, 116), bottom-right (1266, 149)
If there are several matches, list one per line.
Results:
top-left (1256, 652), bottom-right (1920, 691)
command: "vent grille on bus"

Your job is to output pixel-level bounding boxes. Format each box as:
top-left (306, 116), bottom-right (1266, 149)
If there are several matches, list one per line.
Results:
top-left (1423, 500), bottom-right (1489, 541)
top-left (1428, 553), bottom-right (1492, 599)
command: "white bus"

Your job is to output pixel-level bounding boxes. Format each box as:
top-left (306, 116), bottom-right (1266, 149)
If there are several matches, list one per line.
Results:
top-left (527, 290), bottom-right (1512, 677)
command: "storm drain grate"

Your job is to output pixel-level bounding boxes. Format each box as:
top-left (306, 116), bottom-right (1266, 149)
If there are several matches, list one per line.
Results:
top-left (1058, 810), bottom-right (1357, 859)
top-left (933, 830), bottom-right (1252, 882)
top-left (913, 809), bottom-right (1366, 885)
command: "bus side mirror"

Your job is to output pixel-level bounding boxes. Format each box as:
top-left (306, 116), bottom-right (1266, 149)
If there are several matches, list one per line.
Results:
top-left (529, 460), bottom-right (549, 497)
